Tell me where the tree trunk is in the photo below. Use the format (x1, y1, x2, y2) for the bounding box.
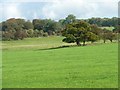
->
(110, 39, 112, 42)
(76, 41, 81, 46)
(104, 39, 106, 43)
(83, 41, 86, 46)
(91, 41, 94, 43)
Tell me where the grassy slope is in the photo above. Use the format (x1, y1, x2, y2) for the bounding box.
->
(2, 36, 118, 88)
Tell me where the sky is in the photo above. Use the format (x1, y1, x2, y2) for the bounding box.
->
(0, 0, 119, 22)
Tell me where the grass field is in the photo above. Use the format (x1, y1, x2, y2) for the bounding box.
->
(100, 27, 115, 31)
(2, 36, 118, 88)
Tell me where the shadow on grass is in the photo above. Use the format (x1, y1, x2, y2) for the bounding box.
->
(36, 41, 117, 51)
(36, 44, 93, 51)
(37, 45, 73, 51)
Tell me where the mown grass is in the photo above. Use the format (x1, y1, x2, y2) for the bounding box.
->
(2, 36, 65, 50)
(2, 36, 118, 88)
(100, 26, 115, 31)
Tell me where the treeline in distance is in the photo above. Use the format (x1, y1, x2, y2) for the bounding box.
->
(0, 14, 119, 45)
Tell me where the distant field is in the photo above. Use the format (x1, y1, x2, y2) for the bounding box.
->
(2, 36, 118, 88)
(100, 27, 115, 31)
(2, 36, 77, 50)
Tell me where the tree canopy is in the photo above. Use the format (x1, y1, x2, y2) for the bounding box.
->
(0, 14, 118, 44)
(62, 21, 99, 46)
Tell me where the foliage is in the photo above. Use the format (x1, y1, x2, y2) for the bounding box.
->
(43, 32, 48, 37)
(101, 29, 117, 43)
(23, 20, 34, 30)
(85, 17, 118, 27)
(62, 21, 99, 45)
(0, 15, 118, 42)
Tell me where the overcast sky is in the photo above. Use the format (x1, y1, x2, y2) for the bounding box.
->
(0, 0, 119, 21)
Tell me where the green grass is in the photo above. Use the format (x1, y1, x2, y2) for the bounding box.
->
(100, 27, 115, 31)
(2, 36, 118, 88)
(2, 36, 64, 50)
(0, 47, 2, 89)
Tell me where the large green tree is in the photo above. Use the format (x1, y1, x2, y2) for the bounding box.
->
(62, 21, 98, 46)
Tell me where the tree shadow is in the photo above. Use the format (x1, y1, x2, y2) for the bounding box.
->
(36, 43, 101, 51)
(37, 45, 71, 51)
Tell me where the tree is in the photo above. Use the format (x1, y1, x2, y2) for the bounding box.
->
(65, 14, 76, 24)
(87, 32, 99, 43)
(14, 29, 27, 40)
(24, 20, 34, 30)
(39, 30, 44, 37)
(106, 31, 117, 42)
(32, 19, 45, 30)
(1, 16, 118, 41)
(2, 31, 13, 41)
(27, 29, 34, 37)
(85, 17, 118, 27)
(90, 24, 102, 40)
(44, 19, 57, 35)
(44, 19, 61, 35)
(113, 25, 120, 33)
(62, 21, 98, 46)
(101, 29, 117, 43)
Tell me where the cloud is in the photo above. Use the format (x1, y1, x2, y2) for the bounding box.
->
(0, 3, 2, 21)
(2, 3, 25, 20)
(1, 0, 119, 3)
(0, 0, 58, 3)
(0, 0, 119, 21)
(41, 0, 118, 20)
(33, 12, 39, 19)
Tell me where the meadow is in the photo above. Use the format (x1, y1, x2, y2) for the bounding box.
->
(100, 26, 115, 31)
(2, 36, 118, 88)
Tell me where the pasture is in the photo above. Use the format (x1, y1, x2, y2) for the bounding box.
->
(100, 26, 115, 31)
(2, 36, 118, 88)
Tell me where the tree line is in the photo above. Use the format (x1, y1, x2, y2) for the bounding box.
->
(0, 18, 62, 40)
(0, 14, 119, 45)
(84, 17, 118, 27)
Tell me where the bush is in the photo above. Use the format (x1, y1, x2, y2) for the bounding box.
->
(43, 32, 48, 37)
